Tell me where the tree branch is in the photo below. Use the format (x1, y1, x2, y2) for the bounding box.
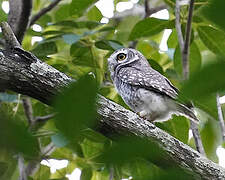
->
(35, 114, 55, 123)
(0, 45, 224, 180)
(18, 154, 27, 180)
(175, 0, 184, 51)
(144, 0, 151, 18)
(175, 0, 205, 156)
(183, 0, 194, 80)
(8, 0, 32, 43)
(29, 0, 62, 26)
(22, 97, 34, 125)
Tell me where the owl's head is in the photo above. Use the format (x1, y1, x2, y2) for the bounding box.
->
(107, 48, 150, 80)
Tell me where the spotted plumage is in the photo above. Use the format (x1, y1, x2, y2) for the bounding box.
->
(107, 48, 198, 123)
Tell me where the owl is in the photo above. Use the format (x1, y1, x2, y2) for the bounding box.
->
(107, 48, 198, 123)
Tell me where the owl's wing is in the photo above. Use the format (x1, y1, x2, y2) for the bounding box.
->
(117, 67, 178, 99)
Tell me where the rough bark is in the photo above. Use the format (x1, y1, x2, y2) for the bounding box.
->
(0, 49, 225, 179)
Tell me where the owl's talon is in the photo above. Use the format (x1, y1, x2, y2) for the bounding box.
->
(137, 111, 148, 120)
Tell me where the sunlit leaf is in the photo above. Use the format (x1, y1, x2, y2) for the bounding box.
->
(54, 4, 71, 22)
(70, 0, 98, 17)
(201, 119, 221, 162)
(34, 165, 50, 180)
(197, 26, 225, 57)
(156, 115, 189, 144)
(80, 168, 93, 180)
(87, 6, 102, 21)
(129, 18, 174, 40)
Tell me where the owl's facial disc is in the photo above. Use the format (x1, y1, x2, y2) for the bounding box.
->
(107, 48, 140, 79)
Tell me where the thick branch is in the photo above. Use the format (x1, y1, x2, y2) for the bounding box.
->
(29, 0, 62, 26)
(0, 50, 224, 179)
(8, 0, 32, 43)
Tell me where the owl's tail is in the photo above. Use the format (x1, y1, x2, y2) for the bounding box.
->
(177, 103, 199, 124)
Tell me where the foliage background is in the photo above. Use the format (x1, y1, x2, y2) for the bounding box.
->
(0, 0, 225, 179)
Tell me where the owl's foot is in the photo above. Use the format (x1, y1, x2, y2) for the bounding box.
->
(137, 111, 157, 124)
(137, 111, 148, 120)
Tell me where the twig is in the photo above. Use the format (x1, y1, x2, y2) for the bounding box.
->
(35, 113, 55, 123)
(148, 5, 167, 16)
(144, 0, 151, 18)
(22, 98, 34, 125)
(18, 154, 27, 180)
(109, 166, 114, 180)
(175, 0, 205, 155)
(175, 0, 184, 51)
(42, 142, 55, 155)
(0, 22, 21, 48)
(29, 0, 62, 26)
(182, 0, 194, 80)
(217, 94, 225, 141)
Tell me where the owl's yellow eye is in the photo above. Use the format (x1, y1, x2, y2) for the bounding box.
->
(116, 53, 126, 61)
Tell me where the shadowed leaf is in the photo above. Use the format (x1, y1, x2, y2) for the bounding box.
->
(54, 74, 98, 141)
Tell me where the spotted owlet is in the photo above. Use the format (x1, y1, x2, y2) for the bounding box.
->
(107, 48, 198, 123)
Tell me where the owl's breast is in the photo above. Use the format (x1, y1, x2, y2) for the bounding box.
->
(114, 77, 142, 111)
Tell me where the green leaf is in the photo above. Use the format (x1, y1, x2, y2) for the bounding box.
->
(0, 162, 8, 178)
(156, 115, 189, 144)
(70, 0, 98, 17)
(62, 34, 81, 45)
(95, 40, 124, 50)
(50, 147, 74, 160)
(87, 6, 102, 21)
(36, 14, 52, 27)
(129, 18, 174, 40)
(81, 138, 104, 159)
(147, 59, 164, 75)
(197, 26, 225, 57)
(54, 74, 98, 141)
(0, 8, 7, 22)
(80, 168, 93, 180)
(179, 58, 225, 101)
(0, 111, 39, 157)
(98, 136, 166, 167)
(70, 42, 99, 68)
(32, 41, 58, 57)
(54, 4, 71, 22)
(167, 29, 178, 49)
(33, 165, 50, 180)
(200, 0, 225, 32)
(124, 159, 161, 180)
(174, 42, 201, 77)
(201, 119, 221, 161)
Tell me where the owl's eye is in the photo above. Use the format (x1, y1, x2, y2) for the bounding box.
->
(116, 53, 127, 61)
